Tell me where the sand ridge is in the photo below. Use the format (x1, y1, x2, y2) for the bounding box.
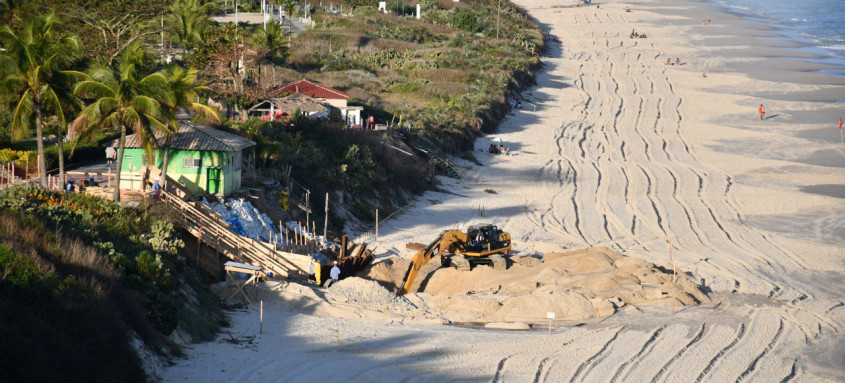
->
(362, 247, 709, 323)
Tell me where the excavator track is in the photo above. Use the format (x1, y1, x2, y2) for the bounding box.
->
(449, 254, 471, 271)
(488, 254, 507, 270)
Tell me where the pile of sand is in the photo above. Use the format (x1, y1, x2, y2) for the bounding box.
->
(328, 277, 430, 314)
(362, 247, 709, 324)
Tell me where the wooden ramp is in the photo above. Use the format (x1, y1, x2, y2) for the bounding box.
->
(161, 190, 312, 280)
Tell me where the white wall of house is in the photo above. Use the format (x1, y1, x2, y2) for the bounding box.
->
(341, 106, 363, 127)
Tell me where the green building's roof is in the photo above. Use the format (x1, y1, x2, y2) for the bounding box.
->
(110, 121, 255, 152)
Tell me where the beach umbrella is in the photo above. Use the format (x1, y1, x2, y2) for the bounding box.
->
(490, 137, 505, 143)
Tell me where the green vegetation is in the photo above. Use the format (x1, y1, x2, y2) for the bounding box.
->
(231, 112, 429, 233)
(277, 0, 544, 151)
(0, 186, 225, 382)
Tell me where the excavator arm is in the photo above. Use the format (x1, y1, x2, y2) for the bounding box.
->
(398, 230, 453, 295)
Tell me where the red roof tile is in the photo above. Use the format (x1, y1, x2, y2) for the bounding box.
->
(270, 79, 349, 100)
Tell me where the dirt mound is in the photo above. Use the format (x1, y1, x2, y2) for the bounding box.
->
(366, 247, 709, 324)
(328, 277, 425, 312)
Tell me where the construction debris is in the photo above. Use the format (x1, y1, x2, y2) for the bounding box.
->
(203, 197, 276, 241)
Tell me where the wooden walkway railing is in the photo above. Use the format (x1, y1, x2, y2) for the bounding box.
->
(415, 134, 478, 182)
(160, 191, 312, 279)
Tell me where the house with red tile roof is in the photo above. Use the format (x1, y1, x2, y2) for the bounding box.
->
(269, 79, 363, 127)
(270, 79, 349, 108)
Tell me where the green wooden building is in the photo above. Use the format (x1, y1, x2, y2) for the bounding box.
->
(111, 122, 255, 195)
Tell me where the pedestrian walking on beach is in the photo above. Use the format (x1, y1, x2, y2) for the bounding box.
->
(759, 104, 766, 120)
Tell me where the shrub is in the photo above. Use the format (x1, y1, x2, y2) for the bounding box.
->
(452, 10, 479, 32)
(387, 80, 423, 93)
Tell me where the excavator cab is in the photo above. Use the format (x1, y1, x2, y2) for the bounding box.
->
(459, 224, 507, 254)
(441, 224, 510, 270)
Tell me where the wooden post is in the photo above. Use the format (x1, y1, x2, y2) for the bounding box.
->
(216, 226, 220, 280)
(25, 155, 28, 181)
(198, 221, 203, 266)
(260, 300, 264, 334)
(323, 192, 329, 242)
(312, 221, 316, 247)
(107, 167, 112, 188)
(297, 222, 302, 247)
(668, 240, 676, 283)
(279, 220, 284, 249)
(375, 209, 379, 241)
(285, 228, 289, 252)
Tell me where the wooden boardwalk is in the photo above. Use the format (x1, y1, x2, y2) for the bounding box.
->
(161, 190, 312, 280)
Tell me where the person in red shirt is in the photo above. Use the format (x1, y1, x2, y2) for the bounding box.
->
(759, 104, 765, 120)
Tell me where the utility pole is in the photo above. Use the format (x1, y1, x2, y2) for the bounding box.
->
(161, 15, 165, 64)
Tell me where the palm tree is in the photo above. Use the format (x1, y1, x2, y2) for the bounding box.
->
(159, 64, 220, 187)
(254, 20, 294, 86)
(171, 0, 215, 50)
(0, 13, 81, 188)
(72, 43, 171, 201)
(284, 0, 297, 32)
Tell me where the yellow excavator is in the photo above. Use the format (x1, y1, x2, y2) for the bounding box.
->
(397, 224, 511, 295)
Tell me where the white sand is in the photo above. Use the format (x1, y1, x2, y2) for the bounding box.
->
(161, 0, 845, 381)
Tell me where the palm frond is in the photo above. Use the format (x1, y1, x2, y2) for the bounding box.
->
(190, 102, 221, 123)
(132, 95, 162, 117)
(11, 89, 33, 140)
(41, 85, 66, 127)
(74, 80, 115, 99)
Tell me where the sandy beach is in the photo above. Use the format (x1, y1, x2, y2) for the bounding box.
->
(160, 0, 845, 381)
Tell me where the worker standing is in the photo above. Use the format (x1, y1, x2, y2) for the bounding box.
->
(330, 261, 341, 285)
(151, 176, 162, 200)
(759, 104, 766, 120)
(310, 255, 322, 285)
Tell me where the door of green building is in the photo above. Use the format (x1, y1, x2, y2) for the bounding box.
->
(207, 168, 222, 194)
